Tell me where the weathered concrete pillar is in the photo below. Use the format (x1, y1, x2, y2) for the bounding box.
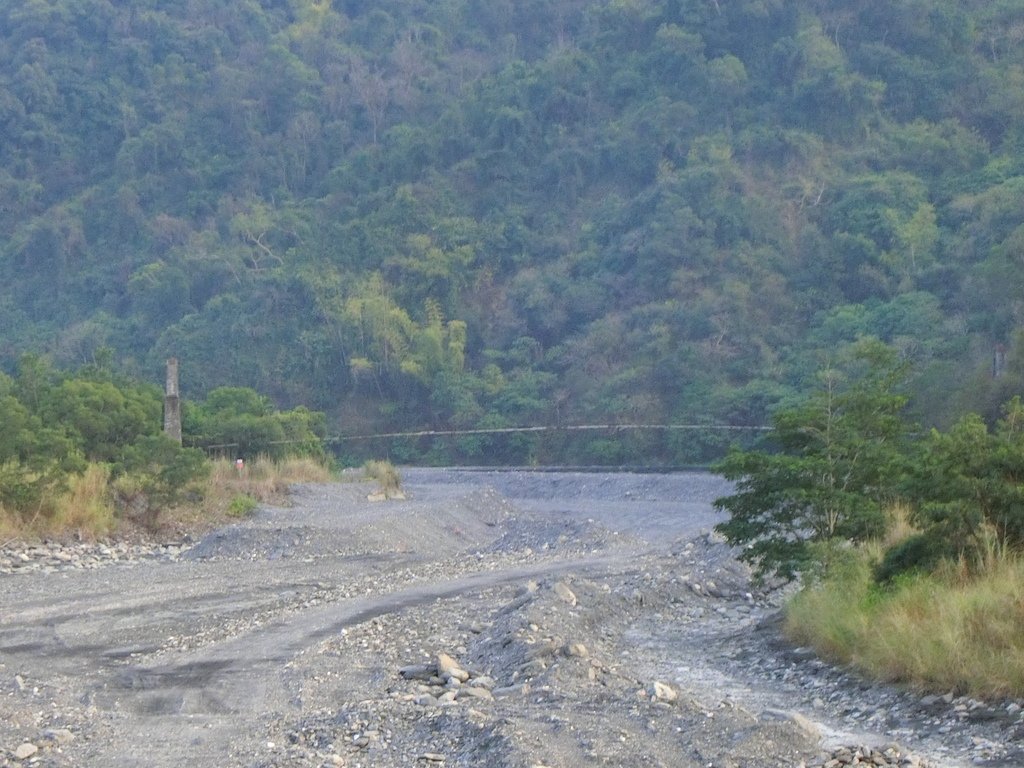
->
(164, 358, 182, 444)
(994, 344, 1007, 378)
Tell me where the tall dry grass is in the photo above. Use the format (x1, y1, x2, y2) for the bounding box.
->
(786, 505, 1024, 698)
(0, 505, 21, 543)
(0, 464, 116, 540)
(363, 459, 403, 498)
(0, 455, 334, 541)
(200, 455, 333, 516)
(52, 464, 116, 536)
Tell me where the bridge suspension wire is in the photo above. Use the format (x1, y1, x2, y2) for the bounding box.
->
(192, 423, 771, 453)
(322, 423, 772, 443)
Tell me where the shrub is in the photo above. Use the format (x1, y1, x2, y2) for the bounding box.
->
(227, 494, 259, 517)
(112, 435, 210, 527)
(874, 532, 955, 584)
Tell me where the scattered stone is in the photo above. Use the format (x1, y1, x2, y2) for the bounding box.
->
(456, 686, 494, 702)
(0, 538, 193, 574)
(2, 471, 1015, 768)
(808, 744, 932, 768)
(470, 675, 497, 689)
(647, 681, 678, 704)
(41, 728, 75, 745)
(759, 709, 821, 742)
(515, 658, 548, 678)
(492, 683, 529, 699)
(14, 742, 38, 760)
(525, 640, 560, 661)
(400, 664, 436, 681)
(563, 642, 589, 658)
(436, 652, 470, 683)
(553, 581, 577, 607)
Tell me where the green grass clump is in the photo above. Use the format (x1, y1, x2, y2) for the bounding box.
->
(227, 494, 259, 517)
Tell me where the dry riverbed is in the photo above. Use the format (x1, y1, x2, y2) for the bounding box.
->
(1, 469, 1022, 767)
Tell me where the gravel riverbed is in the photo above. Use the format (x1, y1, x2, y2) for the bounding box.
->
(1, 469, 1021, 767)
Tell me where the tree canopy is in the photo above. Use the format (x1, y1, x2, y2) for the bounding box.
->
(2, 1, 1024, 463)
(714, 341, 911, 579)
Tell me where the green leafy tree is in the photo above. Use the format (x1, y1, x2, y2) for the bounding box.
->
(714, 340, 911, 580)
(186, 386, 326, 460)
(896, 397, 1024, 573)
(0, 393, 85, 516)
(111, 434, 209, 528)
(42, 378, 162, 462)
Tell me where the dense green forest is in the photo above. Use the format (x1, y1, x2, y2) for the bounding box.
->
(2, 0, 1024, 464)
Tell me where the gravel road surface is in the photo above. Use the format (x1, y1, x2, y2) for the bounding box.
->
(1, 469, 1021, 767)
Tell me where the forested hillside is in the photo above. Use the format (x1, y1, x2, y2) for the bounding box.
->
(2, 0, 1024, 463)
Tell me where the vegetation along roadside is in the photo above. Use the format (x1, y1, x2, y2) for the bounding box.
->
(0, 354, 334, 542)
(714, 338, 1024, 698)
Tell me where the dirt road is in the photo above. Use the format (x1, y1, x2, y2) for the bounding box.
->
(0, 470, 1017, 766)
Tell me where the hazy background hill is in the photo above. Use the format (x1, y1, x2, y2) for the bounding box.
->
(3, 0, 1024, 463)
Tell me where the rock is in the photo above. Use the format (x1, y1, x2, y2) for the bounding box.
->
(492, 683, 529, 699)
(759, 708, 821, 742)
(470, 675, 497, 689)
(42, 728, 75, 745)
(14, 742, 39, 760)
(501, 593, 535, 613)
(783, 647, 818, 663)
(563, 642, 589, 658)
(457, 686, 495, 702)
(351, 734, 370, 748)
(525, 640, 560, 661)
(515, 658, 548, 678)
(647, 681, 678, 704)
(400, 664, 436, 681)
(553, 581, 577, 606)
(419, 754, 445, 763)
(436, 652, 470, 683)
